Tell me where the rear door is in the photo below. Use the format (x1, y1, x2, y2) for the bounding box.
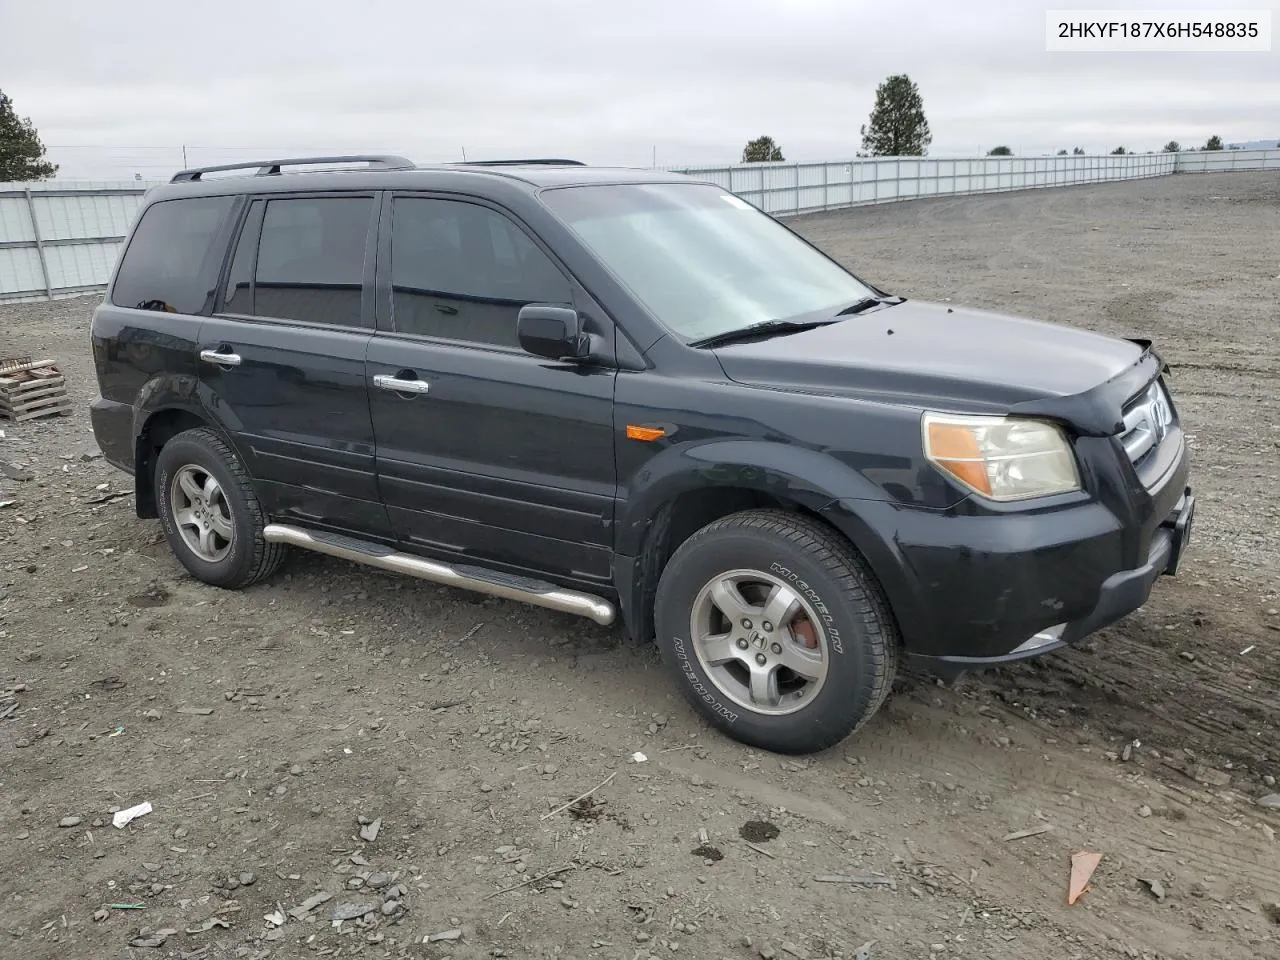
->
(367, 193, 617, 585)
(198, 191, 391, 538)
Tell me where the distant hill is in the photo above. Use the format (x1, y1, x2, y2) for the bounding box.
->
(1226, 139, 1280, 150)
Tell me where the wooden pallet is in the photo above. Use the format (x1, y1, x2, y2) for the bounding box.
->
(0, 358, 72, 422)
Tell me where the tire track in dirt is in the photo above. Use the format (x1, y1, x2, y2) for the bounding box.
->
(650, 698, 1273, 960)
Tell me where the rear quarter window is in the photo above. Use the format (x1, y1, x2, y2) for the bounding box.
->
(110, 196, 237, 315)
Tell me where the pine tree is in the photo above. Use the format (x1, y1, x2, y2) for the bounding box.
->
(0, 90, 58, 181)
(860, 75, 931, 157)
(742, 135, 785, 163)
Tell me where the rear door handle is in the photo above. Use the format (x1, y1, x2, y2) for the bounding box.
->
(373, 373, 431, 395)
(200, 348, 242, 368)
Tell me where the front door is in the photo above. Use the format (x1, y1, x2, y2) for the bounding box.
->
(367, 194, 616, 585)
(198, 192, 391, 538)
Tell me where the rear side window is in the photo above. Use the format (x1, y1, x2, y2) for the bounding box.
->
(252, 197, 372, 327)
(110, 196, 236, 314)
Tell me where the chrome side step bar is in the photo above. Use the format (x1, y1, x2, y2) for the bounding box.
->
(262, 523, 616, 626)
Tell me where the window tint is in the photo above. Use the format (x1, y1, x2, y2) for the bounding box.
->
(391, 198, 571, 347)
(253, 197, 372, 327)
(221, 200, 262, 313)
(110, 196, 236, 314)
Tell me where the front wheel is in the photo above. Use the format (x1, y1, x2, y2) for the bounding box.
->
(654, 509, 899, 754)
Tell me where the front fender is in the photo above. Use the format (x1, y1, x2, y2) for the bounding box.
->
(615, 438, 897, 556)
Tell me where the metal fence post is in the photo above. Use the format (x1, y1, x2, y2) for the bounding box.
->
(23, 188, 55, 301)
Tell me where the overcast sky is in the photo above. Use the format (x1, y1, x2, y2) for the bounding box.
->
(1, 0, 1276, 179)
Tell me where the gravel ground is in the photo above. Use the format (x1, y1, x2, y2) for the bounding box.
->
(1, 171, 1277, 960)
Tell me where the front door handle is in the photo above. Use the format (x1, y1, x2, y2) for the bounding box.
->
(200, 348, 242, 367)
(373, 373, 431, 396)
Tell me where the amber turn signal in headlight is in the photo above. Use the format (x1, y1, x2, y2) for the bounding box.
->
(922, 413, 1081, 501)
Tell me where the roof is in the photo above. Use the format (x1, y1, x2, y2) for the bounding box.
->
(145, 156, 705, 204)
(447, 163, 700, 187)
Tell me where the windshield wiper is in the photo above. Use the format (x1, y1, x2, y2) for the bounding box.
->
(688, 318, 839, 349)
(834, 295, 904, 316)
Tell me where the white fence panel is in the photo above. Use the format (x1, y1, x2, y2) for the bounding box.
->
(1177, 148, 1280, 173)
(42, 242, 126, 292)
(0, 246, 46, 297)
(671, 151, 1191, 214)
(35, 193, 143, 242)
(0, 196, 36, 242)
(0, 183, 151, 302)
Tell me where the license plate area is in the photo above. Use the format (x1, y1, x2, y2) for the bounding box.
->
(1161, 486, 1195, 576)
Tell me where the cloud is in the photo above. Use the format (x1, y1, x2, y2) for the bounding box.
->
(1, 0, 1274, 177)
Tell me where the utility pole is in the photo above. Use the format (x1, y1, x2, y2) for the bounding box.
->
(461, 146, 467, 161)
(182, 144, 188, 167)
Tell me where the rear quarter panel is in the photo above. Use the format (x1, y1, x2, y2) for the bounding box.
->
(91, 304, 203, 411)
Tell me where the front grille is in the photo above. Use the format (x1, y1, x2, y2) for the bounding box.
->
(1119, 378, 1175, 475)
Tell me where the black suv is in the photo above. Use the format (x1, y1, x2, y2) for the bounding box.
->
(89, 155, 1195, 754)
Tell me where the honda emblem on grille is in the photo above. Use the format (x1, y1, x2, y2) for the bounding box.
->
(1150, 389, 1170, 441)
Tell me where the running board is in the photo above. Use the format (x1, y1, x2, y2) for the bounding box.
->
(262, 524, 616, 626)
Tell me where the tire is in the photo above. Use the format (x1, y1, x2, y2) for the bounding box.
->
(154, 427, 286, 589)
(654, 508, 899, 754)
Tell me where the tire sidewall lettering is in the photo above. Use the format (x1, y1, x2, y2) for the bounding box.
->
(671, 635, 739, 724)
(769, 561, 844, 655)
(157, 464, 177, 538)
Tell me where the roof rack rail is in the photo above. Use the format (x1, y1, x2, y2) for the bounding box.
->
(170, 154, 416, 183)
(455, 158, 586, 167)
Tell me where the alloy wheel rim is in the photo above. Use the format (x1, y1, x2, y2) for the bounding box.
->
(688, 568, 829, 716)
(169, 465, 234, 563)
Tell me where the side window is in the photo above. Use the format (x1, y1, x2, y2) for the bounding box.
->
(253, 196, 372, 327)
(390, 197, 572, 347)
(221, 200, 263, 313)
(110, 196, 236, 314)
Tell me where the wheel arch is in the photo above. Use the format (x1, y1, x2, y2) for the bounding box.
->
(132, 404, 236, 519)
(613, 440, 904, 647)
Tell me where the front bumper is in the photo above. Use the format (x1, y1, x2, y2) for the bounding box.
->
(931, 487, 1194, 669)
(820, 435, 1193, 668)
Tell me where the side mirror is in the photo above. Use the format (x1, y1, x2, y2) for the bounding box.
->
(517, 304, 589, 360)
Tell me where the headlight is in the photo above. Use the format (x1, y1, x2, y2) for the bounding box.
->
(922, 413, 1080, 501)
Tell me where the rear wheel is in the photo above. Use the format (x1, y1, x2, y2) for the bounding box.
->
(654, 509, 898, 754)
(154, 427, 286, 589)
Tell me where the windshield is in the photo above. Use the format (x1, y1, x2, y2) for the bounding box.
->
(539, 182, 877, 342)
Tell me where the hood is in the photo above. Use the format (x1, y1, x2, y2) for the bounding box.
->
(713, 300, 1147, 417)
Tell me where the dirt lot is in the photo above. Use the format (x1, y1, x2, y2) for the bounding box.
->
(2, 171, 1277, 960)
